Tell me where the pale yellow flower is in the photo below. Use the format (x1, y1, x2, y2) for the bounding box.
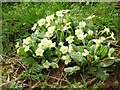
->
(60, 46, 68, 54)
(45, 31, 53, 38)
(110, 32, 115, 40)
(43, 60, 51, 69)
(34, 30, 40, 35)
(46, 14, 54, 23)
(110, 57, 115, 59)
(62, 10, 70, 14)
(17, 48, 20, 54)
(78, 21, 86, 28)
(23, 37, 32, 45)
(66, 36, 74, 44)
(59, 42, 64, 46)
(104, 27, 110, 35)
(56, 11, 64, 17)
(75, 29, 84, 38)
(62, 25, 71, 31)
(62, 55, 71, 65)
(82, 49, 89, 56)
(78, 34, 87, 40)
(50, 42, 56, 48)
(99, 36, 106, 42)
(47, 40, 56, 48)
(24, 46, 30, 52)
(87, 15, 95, 20)
(37, 18, 46, 26)
(39, 38, 55, 49)
(93, 39, 101, 47)
(35, 48, 44, 56)
(88, 30, 93, 35)
(15, 42, 19, 48)
(63, 19, 67, 24)
(40, 38, 50, 49)
(48, 26, 56, 32)
(56, 10, 70, 17)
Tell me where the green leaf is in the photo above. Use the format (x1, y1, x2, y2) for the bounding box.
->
(74, 37, 81, 45)
(70, 51, 85, 63)
(90, 45, 96, 55)
(55, 47, 61, 57)
(96, 68, 109, 80)
(88, 67, 108, 80)
(44, 48, 53, 58)
(100, 46, 109, 59)
(99, 59, 115, 67)
(21, 57, 38, 66)
(64, 66, 80, 75)
(60, 31, 64, 42)
(31, 45, 37, 52)
(29, 64, 44, 73)
(72, 44, 84, 52)
(18, 47, 26, 55)
(108, 48, 115, 57)
(87, 40, 94, 47)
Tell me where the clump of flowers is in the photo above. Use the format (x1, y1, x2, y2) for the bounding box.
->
(16, 10, 116, 76)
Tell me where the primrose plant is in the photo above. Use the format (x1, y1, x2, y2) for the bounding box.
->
(16, 10, 116, 77)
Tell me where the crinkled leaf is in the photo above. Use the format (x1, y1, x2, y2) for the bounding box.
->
(70, 51, 85, 63)
(21, 57, 38, 66)
(88, 67, 108, 80)
(108, 48, 115, 57)
(64, 66, 80, 75)
(96, 68, 109, 80)
(99, 59, 115, 67)
(29, 64, 44, 73)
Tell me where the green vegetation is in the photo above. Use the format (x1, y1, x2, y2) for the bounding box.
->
(2, 2, 118, 55)
(1, 2, 120, 89)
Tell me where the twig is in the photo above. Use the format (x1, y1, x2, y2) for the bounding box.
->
(57, 72, 63, 85)
(87, 78, 97, 86)
(48, 76, 66, 82)
(60, 73, 68, 86)
(45, 70, 51, 82)
(16, 59, 27, 70)
(31, 81, 40, 89)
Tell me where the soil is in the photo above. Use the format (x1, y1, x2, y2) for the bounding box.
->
(100, 69, 120, 90)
